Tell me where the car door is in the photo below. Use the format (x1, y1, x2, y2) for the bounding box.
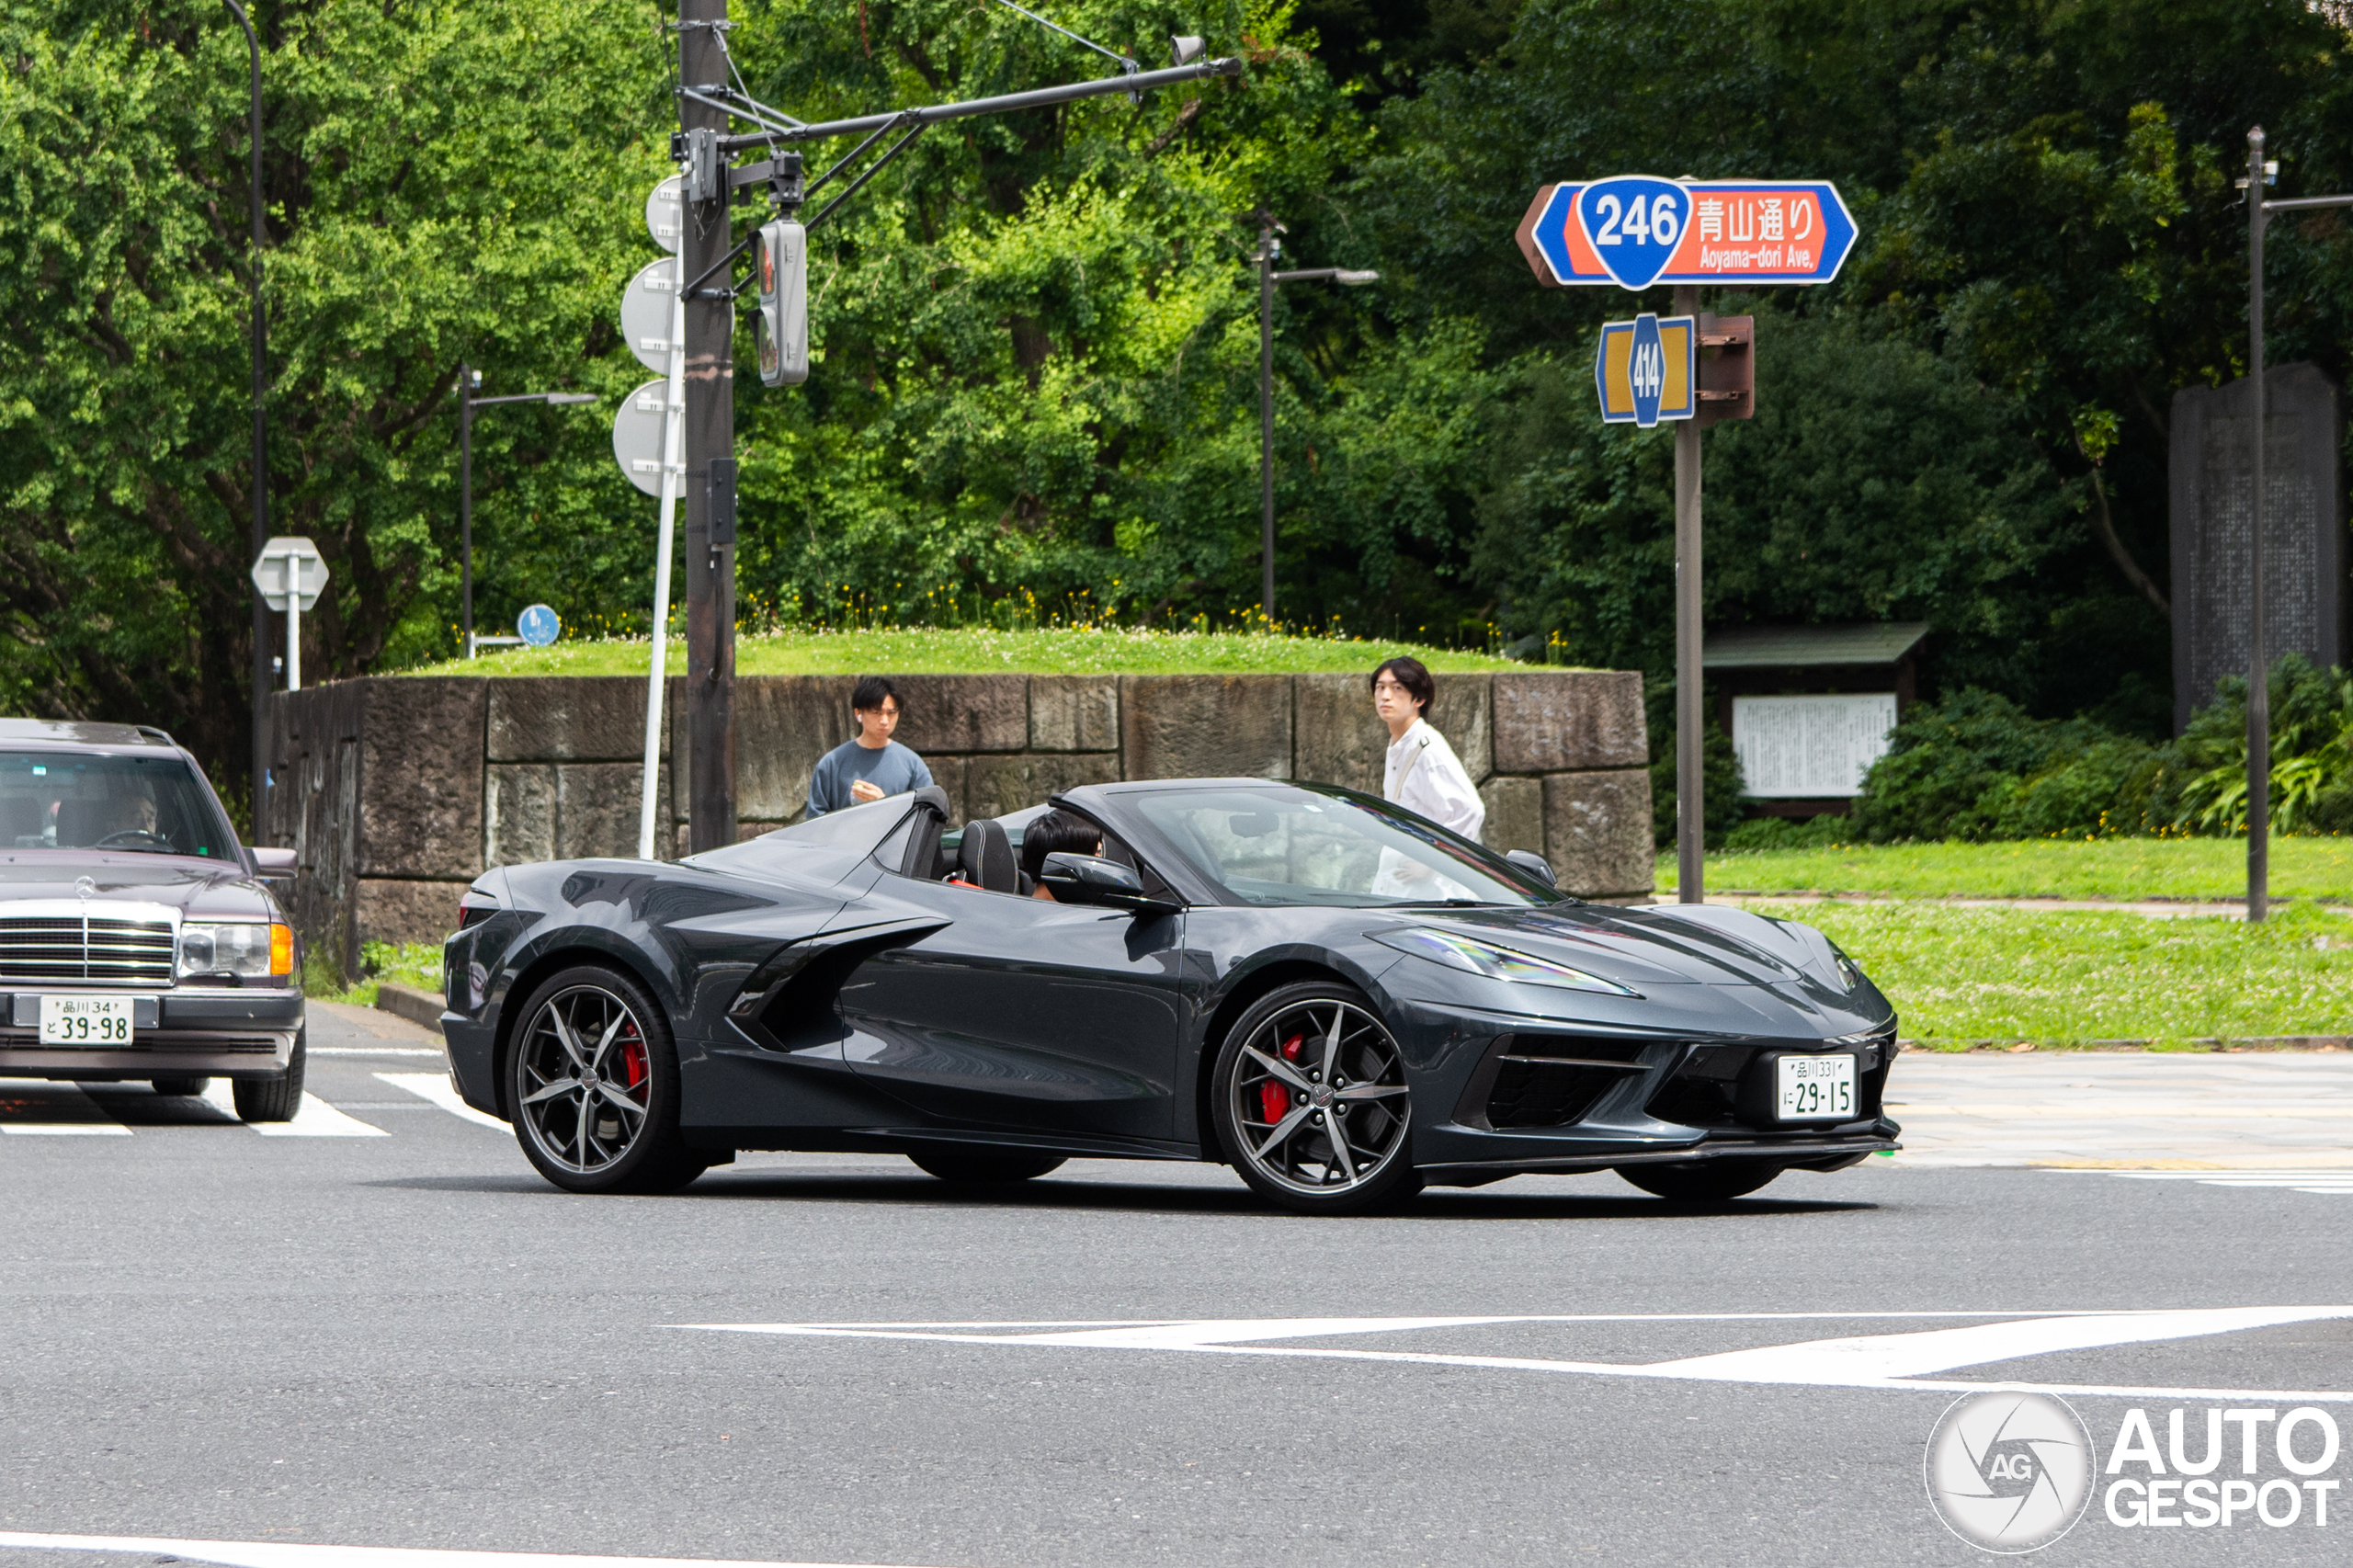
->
(835, 878, 1187, 1143)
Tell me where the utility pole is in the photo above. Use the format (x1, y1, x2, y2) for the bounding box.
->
(223, 0, 267, 835)
(679, 0, 736, 854)
(1672, 283, 1703, 905)
(459, 364, 476, 661)
(1258, 210, 1277, 627)
(2246, 128, 2269, 923)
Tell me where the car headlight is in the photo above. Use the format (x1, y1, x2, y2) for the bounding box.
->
(1369, 927, 1639, 997)
(180, 922, 292, 979)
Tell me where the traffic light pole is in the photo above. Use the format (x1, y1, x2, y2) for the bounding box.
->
(679, 0, 736, 855)
(659, 29, 1238, 852)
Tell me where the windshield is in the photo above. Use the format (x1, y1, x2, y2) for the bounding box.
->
(1129, 784, 1564, 908)
(0, 751, 239, 858)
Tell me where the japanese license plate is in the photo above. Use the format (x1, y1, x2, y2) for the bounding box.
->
(1776, 1053, 1855, 1121)
(38, 994, 136, 1046)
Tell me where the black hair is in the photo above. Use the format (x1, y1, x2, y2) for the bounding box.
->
(1019, 809, 1102, 884)
(850, 675, 902, 714)
(1370, 655, 1434, 715)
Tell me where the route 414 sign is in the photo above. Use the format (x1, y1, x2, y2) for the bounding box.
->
(1518, 176, 1855, 290)
(1595, 313, 1695, 427)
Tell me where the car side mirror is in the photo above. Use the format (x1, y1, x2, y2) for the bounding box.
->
(1505, 849, 1557, 889)
(250, 846, 298, 880)
(1040, 852, 1181, 916)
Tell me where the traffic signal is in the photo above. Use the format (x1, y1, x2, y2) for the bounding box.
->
(1695, 312, 1754, 426)
(754, 219, 808, 388)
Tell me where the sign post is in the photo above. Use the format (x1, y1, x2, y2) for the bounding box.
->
(1521, 175, 1852, 903)
(249, 538, 328, 693)
(616, 178, 690, 860)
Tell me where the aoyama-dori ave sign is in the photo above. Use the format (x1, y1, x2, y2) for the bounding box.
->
(1516, 175, 1856, 290)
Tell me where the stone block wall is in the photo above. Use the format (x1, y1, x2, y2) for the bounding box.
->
(267, 668, 1651, 976)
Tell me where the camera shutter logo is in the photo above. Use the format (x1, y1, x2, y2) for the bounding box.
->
(1924, 1391, 2097, 1552)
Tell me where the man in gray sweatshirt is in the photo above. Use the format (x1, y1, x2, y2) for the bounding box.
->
(806, 675, 934, 818)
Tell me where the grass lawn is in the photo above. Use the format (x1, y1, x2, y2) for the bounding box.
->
(1768, 901, 2353, 1048)
(1661, 835, 2353, 902)
(404, 627, 1530, 678)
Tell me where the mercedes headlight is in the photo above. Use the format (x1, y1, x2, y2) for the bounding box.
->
(1369, 927, 1638, 997)
(180, 922, 292, 979)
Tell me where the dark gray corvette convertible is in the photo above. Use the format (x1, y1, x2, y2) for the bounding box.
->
(441, 778, 1900, 1213)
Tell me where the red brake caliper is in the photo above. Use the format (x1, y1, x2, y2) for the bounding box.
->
(1258, 1031, 1305, 1125)
(620, 1025, 647, 1091)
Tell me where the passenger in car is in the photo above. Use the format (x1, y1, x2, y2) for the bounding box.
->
(1018, 810, 1103, 900)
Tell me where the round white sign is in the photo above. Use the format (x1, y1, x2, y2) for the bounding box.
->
(609, 379, 672, 498)
(620, 258, 676, 375)
(644, 176, 683, 255)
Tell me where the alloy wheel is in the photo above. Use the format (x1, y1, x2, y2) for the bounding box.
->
(517, 983, 654, 1176)
(1229, 997, 1411, 1197)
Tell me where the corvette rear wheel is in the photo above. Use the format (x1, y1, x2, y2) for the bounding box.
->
(1212, 982, 1421, 1215)
(1617, 1159, 1783, 1202)
(508, 966, 706, 1195)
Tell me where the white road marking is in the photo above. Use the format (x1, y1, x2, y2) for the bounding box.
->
(680, 1308, 2353, 1402)
(0, 1531, 938, 1568)
(377, 1071, 508, 1131)
(0, 1083, 130, 1135)
(2061, 1169, 2353, 1194)
(198, 1082, 387, 1136)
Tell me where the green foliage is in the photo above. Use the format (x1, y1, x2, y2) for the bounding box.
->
(6, 0, 2353, 804)
(0, 0, 665, 772)
(403, 624, 1528, 676)
(1786, 901, 2353, 1047)
(1721, 812, 1853, 853)
(1664, 835, 2353, 901)
(2175, 657, 2353, 835)
(1849, 687, 2174, 842)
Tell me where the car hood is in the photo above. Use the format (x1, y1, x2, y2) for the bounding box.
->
(0, 854, 278, 918)
(1400, 902, 1850, 994)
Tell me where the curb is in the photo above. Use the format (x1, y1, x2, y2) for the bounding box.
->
(1899, 1036, 2351, 1054)
(375, 982, 445, 1036)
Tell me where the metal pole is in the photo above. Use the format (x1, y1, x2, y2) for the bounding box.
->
(680, 0, 736, 853)
(1258, 212, 1276, 628)
(460, 365, 474, 660)
(2246, 127, 2269, 923)
(639, 286, 687, 860)
(284, 549, 301, 694)
(1672, 285, 1704, 904)
(223, 0, 268, 833)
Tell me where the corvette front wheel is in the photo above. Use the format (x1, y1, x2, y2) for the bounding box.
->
(507, 965, 706, 1195)
(1211, 982, 1421, 1216)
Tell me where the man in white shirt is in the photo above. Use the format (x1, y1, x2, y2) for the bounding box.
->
(1371, 656, 1484, 841)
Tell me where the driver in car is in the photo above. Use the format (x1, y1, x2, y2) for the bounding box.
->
(1019, 810, 1103, 900)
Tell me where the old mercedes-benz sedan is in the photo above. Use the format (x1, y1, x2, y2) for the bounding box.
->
(0, 719, 306, 1118)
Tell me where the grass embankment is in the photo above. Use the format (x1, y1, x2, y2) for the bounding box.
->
(307, 941, 444, 1008)
(406, 627, 1532, 678)
(1780, 900, 2353, 1049)
(1662, 835, 2353, 903)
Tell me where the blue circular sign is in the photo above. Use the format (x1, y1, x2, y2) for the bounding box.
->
(517, 604, 561, 647)
(1574, 176, 1688, 291)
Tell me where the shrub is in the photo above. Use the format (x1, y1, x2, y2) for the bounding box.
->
(1721, 813, 1856, 852)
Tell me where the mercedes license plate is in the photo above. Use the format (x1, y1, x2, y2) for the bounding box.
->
(38, 994, 136, 1046)
(1776, 1053, 1855, 1121)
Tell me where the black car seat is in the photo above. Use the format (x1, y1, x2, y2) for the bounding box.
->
(956, 816, 1020, 894)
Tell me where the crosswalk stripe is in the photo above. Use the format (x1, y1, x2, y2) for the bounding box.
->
(0, 1082, 129, 1135)
(376, 1071, 508, 1131)
(2059, 1169, 2353, 1194)
(197, 1082, 387, 1137)
(0, 1530, 930, 1567)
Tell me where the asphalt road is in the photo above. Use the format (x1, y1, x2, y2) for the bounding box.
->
(2, 1005, 2348, 1568)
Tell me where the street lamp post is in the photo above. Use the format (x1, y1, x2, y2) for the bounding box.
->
(1255, 210, 1377, 627)
(457, 366, 597, 658)
(2240, 126, 2353, 921)
(221, 0, 268, 830)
